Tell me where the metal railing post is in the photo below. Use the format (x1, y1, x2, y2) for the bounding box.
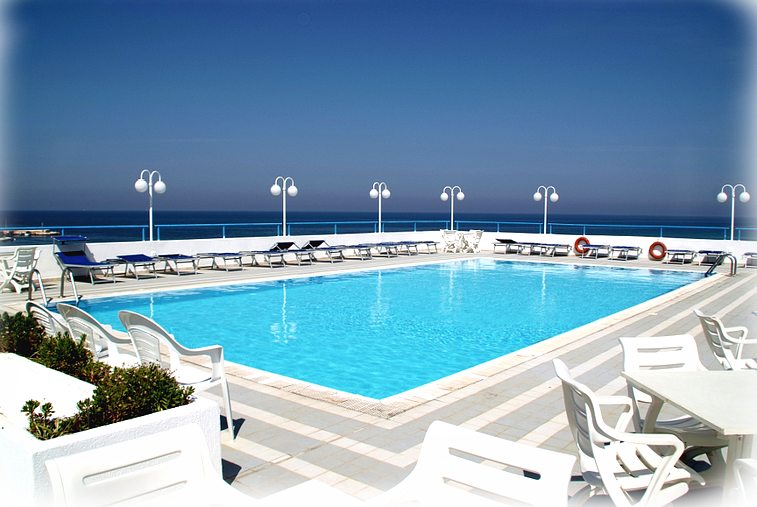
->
(222, 226, 226, 238)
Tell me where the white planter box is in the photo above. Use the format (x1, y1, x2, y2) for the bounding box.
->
(0, 354, 221, 506)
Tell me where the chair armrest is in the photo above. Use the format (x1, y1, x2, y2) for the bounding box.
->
(101, 325, 133, 346)
(595, 395, 635, 432)
(723, 326, 751, 343)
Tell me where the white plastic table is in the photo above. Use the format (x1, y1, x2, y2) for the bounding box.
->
(622, 370, 757, 497)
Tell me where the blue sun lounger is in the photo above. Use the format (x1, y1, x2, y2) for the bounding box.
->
(154, 254, 199, 275)
(115, 254, 159, 279)
(54, 251, 117, 284)
(196, 252, 244, 271)
(301, 240, 345, 263)
(609, 246, 642, 261)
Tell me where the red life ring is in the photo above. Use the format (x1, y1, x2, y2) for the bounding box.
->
(574, 236, 589, 254)
(649, 241, 666, 260)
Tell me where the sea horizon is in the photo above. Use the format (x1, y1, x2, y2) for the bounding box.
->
(1, 209, 755, 244)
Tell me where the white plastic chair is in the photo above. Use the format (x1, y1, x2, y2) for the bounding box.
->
(26, 301, 69, 336)
(118, 310, 235, 441)
(552, 359, 704, 507)
(694, 309, 757, 370)
(731, 458, 757, 507)
(57, 303, 139, 368)
(441, 229, 458, 253)
(0, 247, 39, 293)
(367, 420, 576, 507)
(44, 424, 251, 507)
(463, 229, 484, 253)
(619, 335, 727, 473)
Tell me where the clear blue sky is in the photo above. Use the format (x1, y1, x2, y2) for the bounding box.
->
(1, 0, 755, 218)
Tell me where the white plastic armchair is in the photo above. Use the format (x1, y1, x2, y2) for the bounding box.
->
(440, 229, 458, 253)
(620, 335, 727, 473)
(553, 359, 704, 507)
(26, 301, 69, 336)
(44, 424, 251, 507)
(367, 420, 576, 507)
(57, 303, 139, 368)
(118, 310, 235, 441)
(465, 229, 484, 253)
(694, 309, 757, 370)
(0, 247, 39, 293)
(731, 458, 757, 507)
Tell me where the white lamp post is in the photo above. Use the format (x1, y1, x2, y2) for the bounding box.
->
(271, 176, 298, 236)
(440, 186, 464, 230)
(134, 170, 166, 242)
(717, 184, 750, 241)
(370, 182, 391, 233)
(533, 185, 558, 234)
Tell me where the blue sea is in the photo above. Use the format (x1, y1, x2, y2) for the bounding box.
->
(1, 210, 755, 244)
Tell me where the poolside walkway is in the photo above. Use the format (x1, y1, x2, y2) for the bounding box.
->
(1, 251, 755, 503)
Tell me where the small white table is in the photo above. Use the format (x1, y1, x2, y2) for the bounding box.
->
(622, 370, 757, 497)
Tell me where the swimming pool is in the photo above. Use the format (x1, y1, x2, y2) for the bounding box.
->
(80, 259, 702, 399)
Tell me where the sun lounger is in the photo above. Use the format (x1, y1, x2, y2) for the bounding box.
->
(412, 240, 438, 254)
(155, 254, 199, 275)
(268, 242, 313, 266)
(54, 251, 117, 284)
(196, 252, 244, 271)
(393, 241, 420, 256)
(300, 240, 345, 263)
(337, 244, 373, 260)
(516, 242, 540, 255)
(745, 252, 757, 268)
(241, 250, 287, 268)
(114, 254, 159, 279)
(662, 249, 696, 264)
(697, 250, 725, 265)
(609, 246, 642, 261)
(371, 242, 400, 257)
(580, 244, 611, 259)
(538, 243, 572, 257)
(492, 238, 519, 254)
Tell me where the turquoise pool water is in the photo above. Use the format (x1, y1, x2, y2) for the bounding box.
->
(80, 259, 702, 399)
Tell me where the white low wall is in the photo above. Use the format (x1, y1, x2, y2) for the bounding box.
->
(0, 354, 222, 507)
(1, 229, 755, 282)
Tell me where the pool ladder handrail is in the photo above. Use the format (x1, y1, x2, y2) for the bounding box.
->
(705, 253, 738, 277)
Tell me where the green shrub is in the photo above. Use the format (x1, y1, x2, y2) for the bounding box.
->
(21, 400, 82, 440)
(79, 364, 194, 427)
(0, 312, 46, 357)
(35, 332, 93, 378)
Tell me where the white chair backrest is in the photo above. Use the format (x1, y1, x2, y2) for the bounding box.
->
(552, 359, 603, 460)
(378, 420, 575, 507)
(118, 310, 170, 367)
(25, 301, 68, 337)
(56, 303, 109, 357)
(694, 309, 740, 368)
(44, 424, 213, 507)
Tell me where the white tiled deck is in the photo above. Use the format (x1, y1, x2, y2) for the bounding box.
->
(1, 250, 755, 504)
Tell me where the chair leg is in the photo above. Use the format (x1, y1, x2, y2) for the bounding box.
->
(221, 378, 235, 441)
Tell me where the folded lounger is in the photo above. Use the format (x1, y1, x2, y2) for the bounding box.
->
(115, 254, 159, 279)
(336, 244, 374, 260)
(539, 244, 573, 257)
(54, 251, 117, 284)
(155, 254, 199, 275)
(697, 250, 725, 266)
(580, 244, 611, 259)
(239, 246, 288, 268)
(301, 240, 346, 263)
(196, 252, 244, 271)
(662, 249, 696, 264)
(609, 246, 642, 261)
(745, 252, 757, 268)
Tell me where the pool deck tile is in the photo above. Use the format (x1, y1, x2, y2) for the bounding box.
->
(1, 250, 755, 503)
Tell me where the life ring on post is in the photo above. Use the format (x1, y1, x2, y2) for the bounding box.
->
(574, 236, 589, 255)
(649, 241, 667, 260)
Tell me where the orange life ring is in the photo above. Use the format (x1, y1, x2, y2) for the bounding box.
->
(574, 236, 589, 254)
(649, 241, 667, 260)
